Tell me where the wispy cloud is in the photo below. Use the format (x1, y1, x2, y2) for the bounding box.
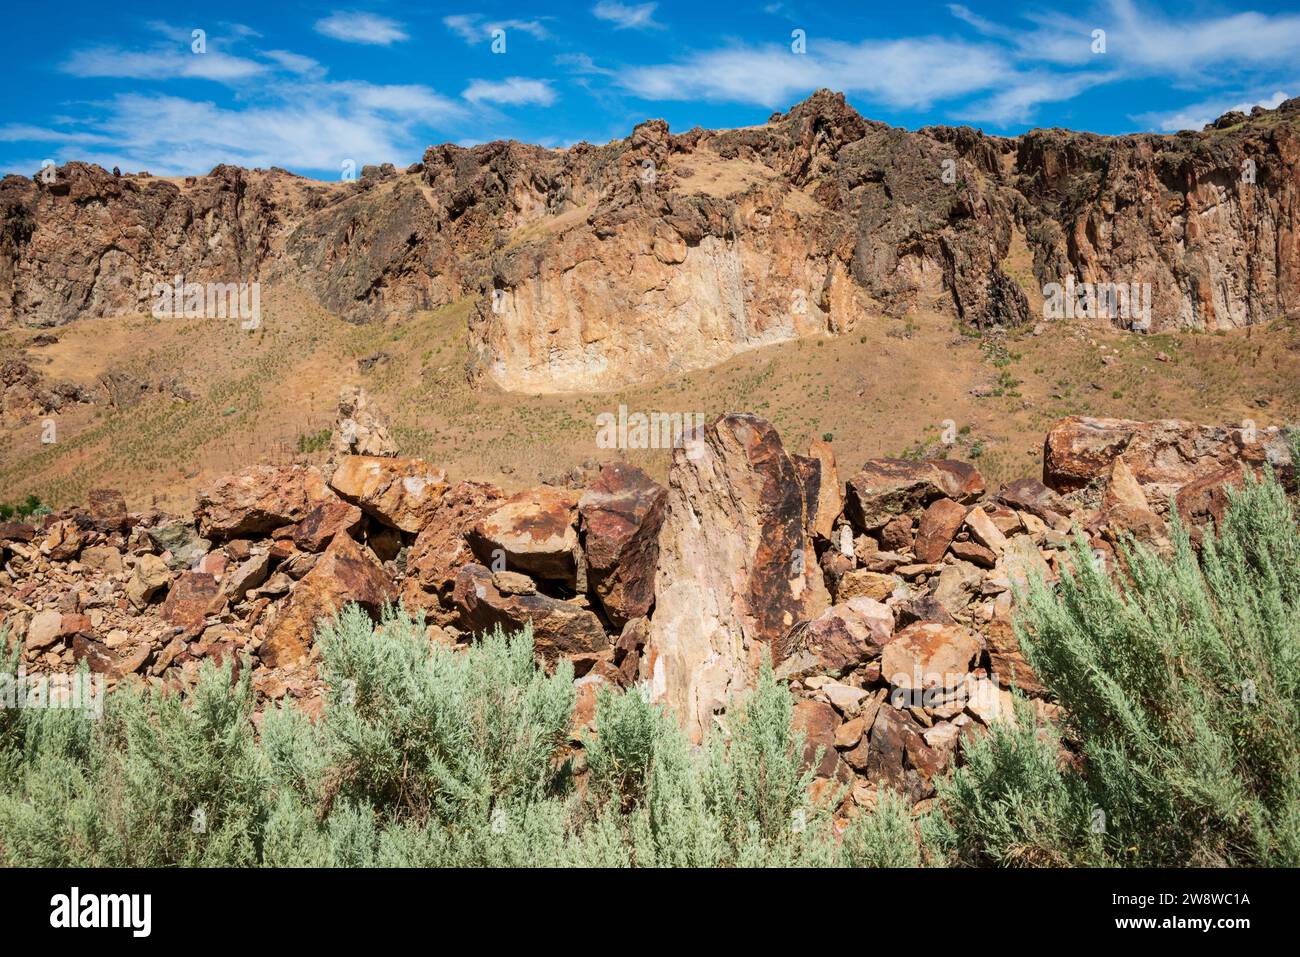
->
(1134, 89, 1291, 132)
(463, 77, 557, 107)
(63, 45, 268, 82)
(443, 13, 550, 44)
(592, 2, 663, 30)
(618, 38, 1008, 111)
(314, 11, 409, 46)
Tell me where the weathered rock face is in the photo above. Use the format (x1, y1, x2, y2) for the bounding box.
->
(328, 385, 397, 463)
(328, 456, 448, 533)
(453, 563, 608, 663)
(1042, 416, 1291, 497)
(407, 480, 505, 596)
(468, 486, 581, 586)
(195, 465, 329, 540)
(260, 532, 393, 668)
(844, 459, 984, 532)
(8, 92, 1299, 391)
(645, 413, 831, 743)
(578, 463, 667, 627)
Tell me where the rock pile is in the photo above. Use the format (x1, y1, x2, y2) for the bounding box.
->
(1, 394, 1291, 808)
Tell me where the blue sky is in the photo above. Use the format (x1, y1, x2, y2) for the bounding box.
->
(2, 0, 1298, 179)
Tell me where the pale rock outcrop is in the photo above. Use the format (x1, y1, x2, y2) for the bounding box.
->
(644, 413, 831, 743)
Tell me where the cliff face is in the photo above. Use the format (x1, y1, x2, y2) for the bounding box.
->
(3, 90, 1299, 391)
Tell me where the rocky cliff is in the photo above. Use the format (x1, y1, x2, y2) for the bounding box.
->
(3, 91, 1299, 391)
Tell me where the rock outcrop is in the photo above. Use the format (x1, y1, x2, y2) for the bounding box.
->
(1, 411, 1291, 809)
(6, 92, 1300, 392)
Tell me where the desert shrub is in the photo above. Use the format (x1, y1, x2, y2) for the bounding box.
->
(0, 612, 921, 867)
(936, 468, 1300, 867)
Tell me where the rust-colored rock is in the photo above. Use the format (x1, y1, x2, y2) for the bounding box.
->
(260, 532, 394, 668)
(1175, 462, 1251, 530)
(844, 459, 984, 532)
(407, 481, 506, 596)
(160, 571, 223, 639)
(798, 439, 843, 540)
(913, 498, 967, 563)
(1042, 416, 1290, 497)
(881, 621, 980, 694)
(329, 455, 448, 533)
(645, 413, 830, 743)
(292, 498, 363, 552)
(469, 486, 580, 586)
(578, 463, 666, 627)
(453, 563, 608, 663)
(196, 465, 329, 539)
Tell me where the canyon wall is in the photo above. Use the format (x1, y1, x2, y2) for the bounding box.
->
(3, 90, 1298, 390)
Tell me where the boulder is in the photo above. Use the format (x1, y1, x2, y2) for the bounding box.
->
(329, 456, 448, 533)
(292, 498, 363, 552)
(469, 486, 580, 586)
(407, 481, 506, 595)
(787, 599, 894, 676)
(86, 488, 128, 532)
(797, 439, 842, 540)
(196, 465, 329, 539)
(578, 463, 667, 627)
(453, 563, 608, 663)
(147, 523, 210, 570)
(1042, 416, 1290, 497)
(260, 532, 394, 668)
(126, 553, 172, 608)
(881, 621, 980, 695)
(1100, 455, 1167, 542)
(645, 413, 831, 743)
(913, 497, 967, 563)
(329, 385, 397, 461)
(995, 478, 1068, 526)
(792, 699, 843, 779)
(844, 459, 983, 532)
(1175, 462, 1250, 530)
(160, 571, 223, 639)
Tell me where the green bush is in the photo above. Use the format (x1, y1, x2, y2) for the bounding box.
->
(0, 612, 917, 867)
(935, 467, 1300, 867)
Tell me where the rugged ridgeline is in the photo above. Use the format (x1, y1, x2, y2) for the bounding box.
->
(2, 388, 1292, 808)
(2, 91, 1299, 392)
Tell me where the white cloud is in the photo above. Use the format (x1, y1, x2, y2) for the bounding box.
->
(555, 53, 615, 76)
(462, 77, 557, 107)
(314, 11, 409, 46)
(443, 14, 550, 44)
(619, 38, 1008, 111)
(263, 50, 325, 78)
(592, 2, 663, 30)
(63, 45, 268, 82)
(1135, 90, 1291, 132)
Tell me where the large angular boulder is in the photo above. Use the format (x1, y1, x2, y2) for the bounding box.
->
(159, 571, 223, 639)
(645, 413, 831, 743)
(453, 564, 608, 662)
(196, 465, 329, 539)
(995, 477, 1068, 526)
(881, 621, 980, 696)
(292, 498, 363, 552)
(468, 486, 580, 586)
(796, 439, 842, 540)
(914, 497, 967, 563)
(329, 456, 448, 533)
(844, 459, 984, 532)
(260, 532, 394, 668)
(1042, 416, 1291, 497)
(578, 463, 666, 627)
(330, 385, 397, 460)
(785, 598, 894, 677)
(407, 481, 506, 596)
